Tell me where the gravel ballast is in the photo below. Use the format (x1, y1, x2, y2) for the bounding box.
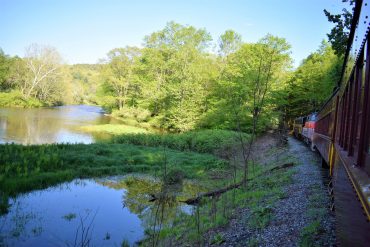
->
(207, 136, 336, 247)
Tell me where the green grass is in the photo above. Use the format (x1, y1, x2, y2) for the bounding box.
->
(0, 143, 226, 197)
(112, 129, 249, 154)
(299, 220, 323, 247)
(80, 124, 148, 135)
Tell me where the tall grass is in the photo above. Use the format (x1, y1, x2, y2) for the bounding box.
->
(111, 129, 249, 154)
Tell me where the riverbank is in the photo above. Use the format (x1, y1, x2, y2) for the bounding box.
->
(0, 131, 335, 246)
(0, 129, 246, 213)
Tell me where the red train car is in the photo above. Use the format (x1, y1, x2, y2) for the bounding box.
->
(302, 113, 317, 151)
(313, 0, 370, 245)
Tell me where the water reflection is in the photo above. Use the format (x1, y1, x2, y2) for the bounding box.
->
(101, 175, 205, 245)
(0, 105, 120, 144)
(0, 176, 204, 246)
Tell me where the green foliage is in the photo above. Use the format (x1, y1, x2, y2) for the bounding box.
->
(323, 0, 355, 56)
(0, 91, 43, 108)
(218, 30, 242, 57)
(0, 49, 14, 91)
(2, 23, 294, 132)
(112, 129, 249, 154)
(283, 41, 342, 119)
(66, 64, 102, 104)
(200, 34, 292, 132)
(99, 46, 141, 110)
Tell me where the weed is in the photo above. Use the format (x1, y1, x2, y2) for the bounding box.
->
(103, 232, 111, 240)
(247, 237, 259, 247)
(211, 233, 225, 245)
(121, 239, 130, 247)
(299, 220, 322, 247)
(248, 205, 273, 229)
(62, 213, 77, 221)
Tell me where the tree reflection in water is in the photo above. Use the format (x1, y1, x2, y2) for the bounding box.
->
(100, 175, 205, 245)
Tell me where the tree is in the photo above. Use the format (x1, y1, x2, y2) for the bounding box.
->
(234, 35, 291, 185)
(22, 44, 63, 102)
(218, 30, 242, 57)
(101, 46, 141, 110)
(324, 0, 355, 56)
(284, 41, 342, 120)
(0, 49, 13, 91)
(139, 22, 215, 131)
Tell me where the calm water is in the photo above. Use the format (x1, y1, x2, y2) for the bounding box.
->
(0, 105, 121, 144)
(0, 176, 201, 246)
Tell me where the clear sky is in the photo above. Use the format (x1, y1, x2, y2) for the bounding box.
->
(0, 0, 346, 67)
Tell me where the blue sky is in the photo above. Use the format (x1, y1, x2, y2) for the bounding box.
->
(0, 0, 346, 67)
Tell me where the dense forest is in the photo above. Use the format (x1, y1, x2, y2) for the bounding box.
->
(0, 22, 342, 132)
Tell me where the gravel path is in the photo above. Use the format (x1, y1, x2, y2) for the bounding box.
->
(208, 136, 335, 247)
(255, 137, 335, 246)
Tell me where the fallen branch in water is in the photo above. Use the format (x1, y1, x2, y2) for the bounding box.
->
(180, 181, 244, 205)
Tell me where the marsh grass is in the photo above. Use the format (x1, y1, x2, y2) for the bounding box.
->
(0, 142, 227, 215)
(80, 124, 148, 135)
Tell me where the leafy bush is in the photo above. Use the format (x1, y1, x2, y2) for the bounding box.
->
(0, 91, 43, 108)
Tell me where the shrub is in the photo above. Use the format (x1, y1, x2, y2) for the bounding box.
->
(0, 91, 43, 108)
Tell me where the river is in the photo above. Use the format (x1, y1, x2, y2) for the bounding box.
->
(0, 105, 120, 144)
(0, 105, 202, 246)
(0, 176, 201, 246)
